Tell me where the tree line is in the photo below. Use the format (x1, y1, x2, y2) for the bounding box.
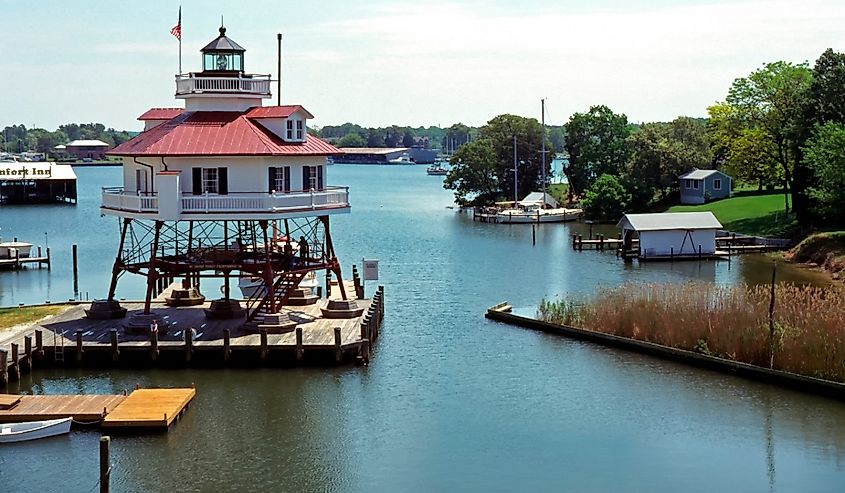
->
(441, 48, 845, 228)
(1, 123, 136, 155)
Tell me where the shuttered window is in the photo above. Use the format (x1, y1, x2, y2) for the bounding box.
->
(192, 167, 227, 194)
(269, 166, 291, 193)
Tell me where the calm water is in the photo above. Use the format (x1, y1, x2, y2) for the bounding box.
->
(0, 166, 842, 492)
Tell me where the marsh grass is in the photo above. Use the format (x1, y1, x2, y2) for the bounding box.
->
(538, 283, 845, 382)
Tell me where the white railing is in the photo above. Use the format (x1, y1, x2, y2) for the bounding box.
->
(175, 73, 272, 96)
(101, 187, 349, 216)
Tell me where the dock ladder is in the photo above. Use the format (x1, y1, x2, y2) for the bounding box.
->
(53, 330, 66, 363)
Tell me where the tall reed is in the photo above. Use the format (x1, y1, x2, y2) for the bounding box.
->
(538, 282, 845, 382)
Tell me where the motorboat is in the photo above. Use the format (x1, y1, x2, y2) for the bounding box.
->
(238, 270, 319, 299)
(0, 417, 72, 443)
(0, 241, 33, 259)
(387, 153, 414, 165)
(426, 165, 448, 176)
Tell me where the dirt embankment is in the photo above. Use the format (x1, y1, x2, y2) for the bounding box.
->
(784, 232, 845, 281)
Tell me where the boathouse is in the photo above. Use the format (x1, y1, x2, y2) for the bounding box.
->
(0, 161, 77, 204)
(617, 212, 722, 259)
(679, 169, 731, 204)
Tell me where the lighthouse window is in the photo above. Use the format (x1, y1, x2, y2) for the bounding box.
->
(269, 166, 291, 193)
(286, 120, 294, 140)
(296, 120, 304, 140)
(202, 168, 218, 194)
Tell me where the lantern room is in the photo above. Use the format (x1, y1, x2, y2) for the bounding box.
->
(201, 26, 244, 73)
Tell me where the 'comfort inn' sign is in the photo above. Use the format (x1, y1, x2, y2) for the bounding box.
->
(0, 164, 53, 179)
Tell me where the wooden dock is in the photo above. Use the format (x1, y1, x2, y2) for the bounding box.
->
(0, 247, 51, 270)
(1, 280, 385, 387)
(0, 388, 193, 430)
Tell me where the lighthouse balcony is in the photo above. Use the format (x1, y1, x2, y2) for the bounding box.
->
(175, 73, 272, 97)
(101, 186, 349, 220)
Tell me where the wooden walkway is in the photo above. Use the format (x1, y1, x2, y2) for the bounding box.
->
(0, 388, 194, 430)
(102, 388, 195, 429)
(1, 281, 385, 386)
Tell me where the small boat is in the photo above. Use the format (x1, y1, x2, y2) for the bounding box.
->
(0, 417, 72, 443)
(426, 165, 448, 176)
(0, 241, 33, 259)
(238, 270, 319, 299)
(496, 207, 582, 223)
(496, 191, 582, 223)
(387, 153, 414, 165)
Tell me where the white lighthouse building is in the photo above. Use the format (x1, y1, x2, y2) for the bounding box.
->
(89, 26, 354, 330)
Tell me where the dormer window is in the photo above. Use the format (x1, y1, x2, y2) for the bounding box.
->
(286, 120, 294, 140)
(296, 121, 304, 140)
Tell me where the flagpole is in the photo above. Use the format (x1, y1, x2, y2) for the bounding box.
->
(178, 6, 182, 74)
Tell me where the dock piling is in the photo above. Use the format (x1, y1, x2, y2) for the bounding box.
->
(76, 330, 84, 363)
(72, 244, 79, 287)
(295, 327, 304, 362)
(184, 327, 193, 363)
(149, 329, 159, 362)
(100, 436, 111, 493)
(109, 329, 119, 363)
(35, 330, 43, 360)
(9, 344, 20, 380)
(23, 336, 32, 372)
(0, 350, 7, 385)
(223, 329, 231, 362)
(334, 326, 342, 362)
(259, 328, 268, 362)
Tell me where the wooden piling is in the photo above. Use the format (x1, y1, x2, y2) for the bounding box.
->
(46, 246, 51, 270)
(76, 330, 84, 363)
(72, 244, 78, 284)
(0, 349, 7, 385)
(184, 327, 193, 363)
(361, 339, 370, 365)
(334, 326, 342, 363)
(9, 344, 20, 380)
(35, 329, 44, 359)
(100, 436, 110, 493)
(295, 327, 304, 362)
(259, 329, 268, 362)
(23, 335, 32, 372)
(223, 329, 231, 363)
(149, 329, 159, 362)
(110, 329, 119, 363)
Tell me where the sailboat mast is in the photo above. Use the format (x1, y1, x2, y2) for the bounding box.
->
(513, 135, 518, 205)
(541, 98, 546, 194)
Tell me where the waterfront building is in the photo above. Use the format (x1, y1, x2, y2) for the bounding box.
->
(89, 25, 352, 330)
(617, 212, 722, 259)
(679, 169, 732, 204)
(0, 160, 77, 204)
(65, 139, 110, 161)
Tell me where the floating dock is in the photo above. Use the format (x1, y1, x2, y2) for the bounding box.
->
(0, 280, 384, 387)
(0, 387, 195, 430)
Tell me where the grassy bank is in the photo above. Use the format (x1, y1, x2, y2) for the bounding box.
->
(0, 305, 66, 331)
(785, 231, 845, 280)
(667, 193, 796, 237)
(538, 282, 845, 382)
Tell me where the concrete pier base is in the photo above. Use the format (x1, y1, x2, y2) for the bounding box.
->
(320, 299, 364, 319)
(165, 286, 206, 307)
(84, 299, 128, 319)
(204, 299, 246, 319)
(123, 311, 168, 335)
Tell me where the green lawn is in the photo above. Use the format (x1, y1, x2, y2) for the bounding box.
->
(548, 183, 569, 205)
(666, 193, 796, 237)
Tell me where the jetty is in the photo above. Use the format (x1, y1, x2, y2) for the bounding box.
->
(0, 387, 195, 430)
(0, 279, 384, 388)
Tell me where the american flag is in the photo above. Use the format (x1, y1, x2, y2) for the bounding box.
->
(170, 7, 181, 40)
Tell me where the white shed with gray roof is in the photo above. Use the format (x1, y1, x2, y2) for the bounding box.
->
(617, 212, 723, 259)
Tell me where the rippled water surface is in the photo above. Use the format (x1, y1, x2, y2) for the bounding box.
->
(0, 165, 842, 492)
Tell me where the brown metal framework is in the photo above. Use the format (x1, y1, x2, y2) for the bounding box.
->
(105, 216, 346, 321)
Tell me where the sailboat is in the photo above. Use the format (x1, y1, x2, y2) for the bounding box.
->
(497, 99, 582, 224)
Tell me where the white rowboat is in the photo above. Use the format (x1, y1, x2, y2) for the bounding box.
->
(0, 417, 72, 443)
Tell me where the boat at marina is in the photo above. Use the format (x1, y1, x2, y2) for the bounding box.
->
(426, 164, 448, 176)
(0, 241, 33, 259)
(0, 417, 72, 443)
(387, 153, 414, 165)
(496, 192, 582, 223)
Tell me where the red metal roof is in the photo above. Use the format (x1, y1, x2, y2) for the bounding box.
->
(110, 111, 340, 157)
(138, 108, 184, 120)
(245, 105, 314, 119)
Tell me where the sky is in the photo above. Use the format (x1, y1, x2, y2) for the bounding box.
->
(2, 0, 843, 131)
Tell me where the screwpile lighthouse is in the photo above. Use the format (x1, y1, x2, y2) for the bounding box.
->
(88, 26, 358, 332)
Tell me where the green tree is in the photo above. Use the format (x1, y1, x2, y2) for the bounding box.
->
(443, 140, 499, 206)
(564, 105, 631, 196)
(720, 61, 813, 215)
(366, 128, 383, 148)
(478, 114, 551, 200)
(802, 122, 845, 221)
(337, 133, 367, 147)
(442, 123, 470, 152)
(581, 174, 630, 221)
